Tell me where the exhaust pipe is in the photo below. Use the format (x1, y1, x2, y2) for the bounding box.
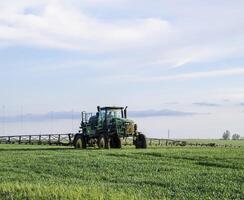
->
(124, 106, 128, 118)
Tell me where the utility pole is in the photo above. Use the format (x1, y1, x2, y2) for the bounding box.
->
(20, 105, 23, 135)
(2, 105, 5, 135)
(168, 129, 170, 139)
(50, 111, 54, 134)
(71, 109, 74, 133)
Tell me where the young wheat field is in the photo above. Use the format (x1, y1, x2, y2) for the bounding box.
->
(0, 143, 243, 200)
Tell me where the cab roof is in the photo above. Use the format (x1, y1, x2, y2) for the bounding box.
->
(99, 106, 124, 110)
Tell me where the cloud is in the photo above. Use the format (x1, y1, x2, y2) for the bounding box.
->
(151, 67, 244, 81)
(164, 102, 179, 105)
(240, 102, 244, 106)
(0, 111, 81, 123)
(210, 88, 244, 101)
(223, 99, 230, 102)
(193, 102, 221, 107)
(0, 1, 172, 52)
(0, 0, 244, 70)
(105, 67, 244, 82)
(129, 109, 197, 118)
(166, 45, 242, 68)
(0, 108, 202, 123)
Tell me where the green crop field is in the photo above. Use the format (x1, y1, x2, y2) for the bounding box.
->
(182, 139, 244, 147)
(0, 143, 243, 200)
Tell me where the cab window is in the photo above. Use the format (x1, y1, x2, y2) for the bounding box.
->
(99, 110, 106, 121)
(107, 109, 122, 118)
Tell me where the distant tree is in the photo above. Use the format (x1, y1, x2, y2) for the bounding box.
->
(222, 130, 231, 140)
(232, 134, 240, 140)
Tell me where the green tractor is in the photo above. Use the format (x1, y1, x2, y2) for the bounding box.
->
(73, 106, 147, 149)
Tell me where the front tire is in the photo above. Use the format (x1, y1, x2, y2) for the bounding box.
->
(74, 134, 87, 149)
(135, 133, 147, 148)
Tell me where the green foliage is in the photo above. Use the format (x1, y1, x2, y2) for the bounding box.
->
(232, 134, 241, 140)
(0, 144, 243, 200)
(222, 130, 231, 140)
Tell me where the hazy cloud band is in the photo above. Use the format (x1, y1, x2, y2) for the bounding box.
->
(0, 109, 199, 123)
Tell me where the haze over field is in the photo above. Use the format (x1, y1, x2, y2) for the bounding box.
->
(0, 0, 244, 138)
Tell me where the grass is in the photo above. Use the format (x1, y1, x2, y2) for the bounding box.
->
(182, 139, 244, 147)
(0, 144, 243, 200)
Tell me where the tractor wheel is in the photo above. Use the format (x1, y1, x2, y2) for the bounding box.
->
(98, 135, 110, 149)
(97, 135, 105, 148)
(135, 133, 147, 149)
(74, 134, 87, 149)
(104, 135, 110, 149)
(110, 135, 121, 148)
(110, 138, 115, 148)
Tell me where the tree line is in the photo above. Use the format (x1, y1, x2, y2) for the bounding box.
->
(222, 130, 241, 140)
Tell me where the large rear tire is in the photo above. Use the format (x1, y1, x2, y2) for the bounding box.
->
(74, 134, 87, 149)
(135, 133, 147, 149)
(110, 135, 122, 148)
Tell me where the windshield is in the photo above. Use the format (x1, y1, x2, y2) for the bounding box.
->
(99, 110, 106, 121)
(107, 109, 122, 118)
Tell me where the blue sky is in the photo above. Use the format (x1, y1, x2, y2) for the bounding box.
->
(0, 0, 244, 138)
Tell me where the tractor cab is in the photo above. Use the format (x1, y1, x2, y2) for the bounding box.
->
(97, 106, 127, 124)
(80, 106, 127, 129)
